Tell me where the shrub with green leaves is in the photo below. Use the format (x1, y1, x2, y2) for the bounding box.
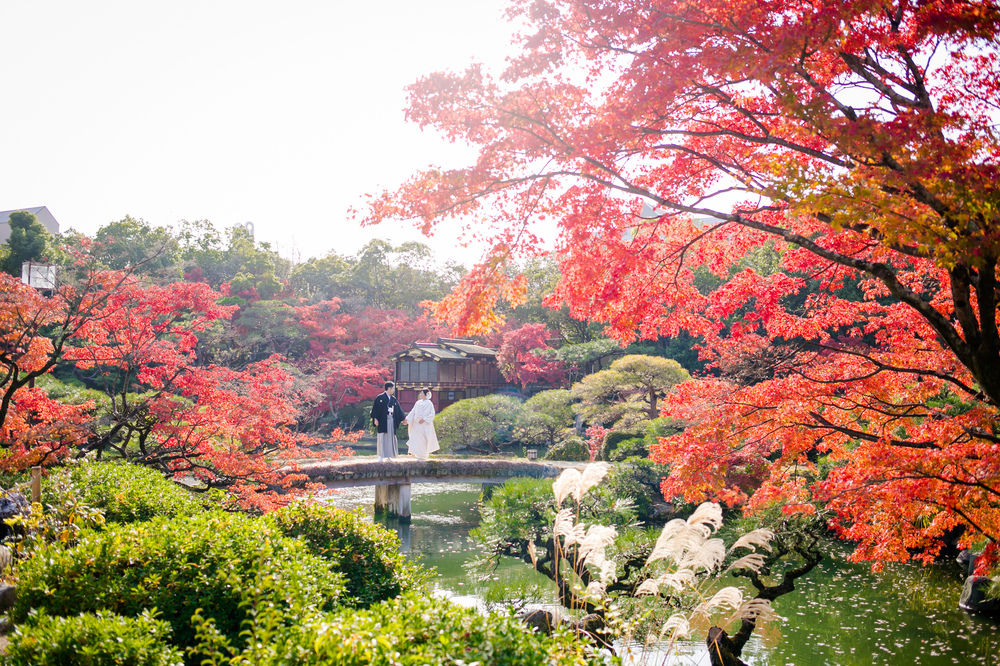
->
(601, 435, 646, 462)
(44, 461, 202, 524)
(470, 476, 637, 577)
(5, 610, 184, 666)
(599, 427, 643, 461)
(6, 475, 106, 559)
(33, 374, 107, 408)
(601, 459, 671, 522)
(516, 388, 576, 447)
(268, 502, 425, 608)
(10, 511, 346, 651)
(435, 394, 524, 453)
(193, 592, 602, 666)
(543, 435, 590, 461)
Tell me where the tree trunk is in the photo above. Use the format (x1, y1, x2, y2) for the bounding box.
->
(706, 626, 750, 666)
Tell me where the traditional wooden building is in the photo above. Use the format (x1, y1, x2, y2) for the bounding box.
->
(391, 337, 503, 411)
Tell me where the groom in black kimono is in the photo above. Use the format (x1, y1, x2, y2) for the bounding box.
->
(371, 381, 407, 462)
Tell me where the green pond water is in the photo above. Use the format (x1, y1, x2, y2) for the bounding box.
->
(322, 482, 1000, 666)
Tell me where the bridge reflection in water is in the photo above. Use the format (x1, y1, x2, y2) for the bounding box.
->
(319, 482, 484, 558)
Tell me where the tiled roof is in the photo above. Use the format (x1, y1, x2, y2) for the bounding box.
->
(391, 346, 467, 361)
(390, 337, 498, 361)
(437, 338, 496, 357)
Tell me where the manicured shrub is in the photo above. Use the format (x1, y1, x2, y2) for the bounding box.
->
(44, 461, 202, 524)
(602, 435, 647, 461)
(268, 502, 425, 608)
(543, 435, 590, 461)
(599, 427, 643, 461)
(5, 610, 184, 666)
(516, 389, 576, 446)
(10, 511, 345, 651)
(599, 418, 680, 461)
(435, 394, 524, 453)
(194, 592, 602, 666)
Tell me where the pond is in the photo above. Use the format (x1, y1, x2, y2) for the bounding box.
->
(322, 482, 1000, 666)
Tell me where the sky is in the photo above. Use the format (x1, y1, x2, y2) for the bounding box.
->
(0, 0, 517, 266)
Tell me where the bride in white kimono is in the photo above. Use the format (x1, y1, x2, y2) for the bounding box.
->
(406, 389, 440, 461)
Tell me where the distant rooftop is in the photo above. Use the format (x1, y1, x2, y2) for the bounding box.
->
(391, 337, 497, 362)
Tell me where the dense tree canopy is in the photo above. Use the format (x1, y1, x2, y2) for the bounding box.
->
(290, 240, 464, 313)
(91, 216, 180, 277)
(364, 0, 1000, 567)
(572, 354, 690, 427)
(0, 258, 352, 509)
(496, 322, 567, 388)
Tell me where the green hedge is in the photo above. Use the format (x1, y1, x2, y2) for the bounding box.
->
(44, 461, 203, 524)
(543, 435, 590, 461)
(10, 511, 345, 651)
(269, 502, 424, 608)
(5, 610, 184, 666)
(602, 435, 647, 462)
(196, 592, 601, 666)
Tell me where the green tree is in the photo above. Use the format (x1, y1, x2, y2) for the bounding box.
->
(179, 220, 290, 295)
(290, 252, 353, 301)
(344, 240, 463, 313)
(230, 300, 310, 364)
(92, 216, 180, 277)
(4, 210, 53, 276)
(556, 339, 623, 382)
(291, 241, 463, 312)
(572, 354, 689, 427)
(516, 389, 575, 446)
(435, 394, 524, 454)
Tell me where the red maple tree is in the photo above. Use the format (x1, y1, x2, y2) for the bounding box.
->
(363, 1, 1000, 566)
(60, 277, 357, 510)
(1, 266, 353, 510)
(292, 300, 447, 426)
(0, 269, 130, 471)
(496, 323, 567, 389)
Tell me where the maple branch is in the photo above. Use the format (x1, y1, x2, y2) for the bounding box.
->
(837, 51, 926, 110)
(946, 505, 999, 544)
(643, 124, 850, 168)
(719, 212, 976, 372)
(804, 343, 985, 401)
(910, 473, 1000, 501)
(813, 394, 931, 422)
(833, 471, 1000, 505)
(806, 411, 939, 449)
(964, 427, 1000, 445)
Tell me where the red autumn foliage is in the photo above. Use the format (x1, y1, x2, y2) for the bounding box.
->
(363, 1, 1000, 566)
(496, 323, 567, 389)
(1, 269, 353, 511)
(292, 300, 447, 424)
(0, 387, 93, 470)
(585, 424, 608, 463)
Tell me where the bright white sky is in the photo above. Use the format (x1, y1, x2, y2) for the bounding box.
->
(0, 0, 516, 266)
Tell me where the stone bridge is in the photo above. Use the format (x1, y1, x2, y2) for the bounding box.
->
(290, 457, 579, 522)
